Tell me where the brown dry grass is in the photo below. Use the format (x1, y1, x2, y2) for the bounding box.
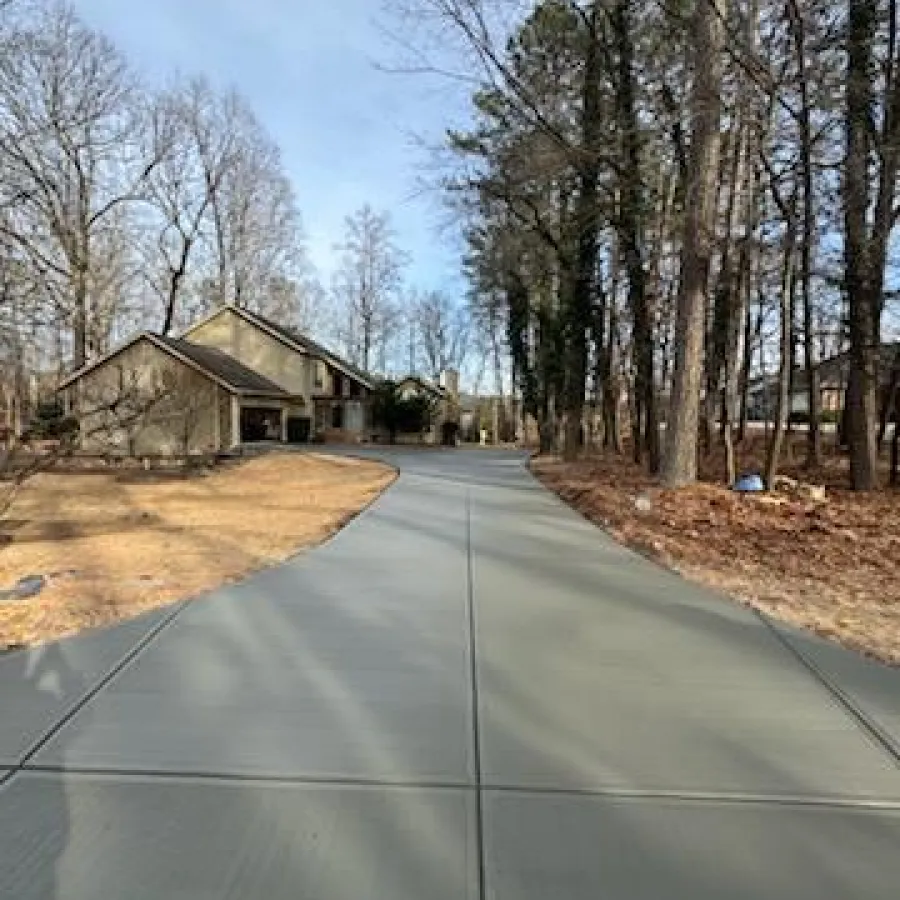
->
(532, 451, 900, 666)
(0, 453, 395, 649)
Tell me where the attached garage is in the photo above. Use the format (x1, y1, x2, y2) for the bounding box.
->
(60, 333, 306, 455)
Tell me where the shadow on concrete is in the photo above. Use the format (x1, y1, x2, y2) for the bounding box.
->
(1, 450, 899, 898)
(0, 640, 90, 899)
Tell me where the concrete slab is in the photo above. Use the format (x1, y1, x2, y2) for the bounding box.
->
(6, 447, 900, 897)
(310, 475, 469, 566)
(771, 619, 900, 753)
(471, 488, 900, 799)
(32, 478, 474, 783)
(0, 772, 477, 900)
(0, 608, 170, 766)
(484, 790, 900, 900)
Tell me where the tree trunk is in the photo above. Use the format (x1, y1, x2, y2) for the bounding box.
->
(844, 0, 882, 490)
(72, 263, 89, 369)
(705, 126, 741, 454)
(590, 256, 609, 451)
(724, 420, 737, 486)
(605, 273, 623, 453)
(613, 0, 658, 472)
(717, 118, 755, 475)
(656, 175, 678, 401)
(507, 267, 538, 424)
(794, 25, 821, 468)
(765, 226, 797, 489)
(786, 314, 797, 437)
(735, 131, 764, 441)
(662, 0, 724, 487)
(737, 237, 761, 445)
(891, 425, 899, 487)
(162, 240, 191, 336)
(563, 2, 603, 461)
(722, 261, 748, 485)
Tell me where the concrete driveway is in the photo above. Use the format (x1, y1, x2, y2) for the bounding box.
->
(1, 447, 899, 898)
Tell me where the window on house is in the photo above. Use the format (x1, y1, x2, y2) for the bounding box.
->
(332, 405, 343, 429)
(332, 372, 344, 397)
(314, 362, 324, 389)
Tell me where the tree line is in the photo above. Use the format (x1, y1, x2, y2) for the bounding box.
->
(0, 0, 475, 435)
(394, 0, 900, 489)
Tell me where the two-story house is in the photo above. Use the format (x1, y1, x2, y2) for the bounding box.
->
(58, 304, 375, 456)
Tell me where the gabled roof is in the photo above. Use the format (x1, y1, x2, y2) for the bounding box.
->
(58, 333, 292, 398)
(151, 335, 290, 396)
(183, 304, 375, 390)
(397, 375, 448, 397)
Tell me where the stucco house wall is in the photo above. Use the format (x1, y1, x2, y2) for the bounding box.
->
(186, 307, 375, 440)
(65, 338, 220, 456)
(187, 308, 315, 415)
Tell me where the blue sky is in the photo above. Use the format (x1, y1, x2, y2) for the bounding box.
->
(69, 0, 469, 294)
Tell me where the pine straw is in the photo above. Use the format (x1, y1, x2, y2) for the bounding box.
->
(0, 453, 395, 649)
(532, 453, 900, 667)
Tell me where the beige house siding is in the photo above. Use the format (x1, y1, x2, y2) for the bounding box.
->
(311, 359, 333, 397)
(187, 308, 317, 405)
(218, 390, 232, 449)
(69, 338, 220, 456)
(182, 306, 380, 441)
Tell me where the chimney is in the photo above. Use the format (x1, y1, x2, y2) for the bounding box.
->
(440, 368, 459, 397)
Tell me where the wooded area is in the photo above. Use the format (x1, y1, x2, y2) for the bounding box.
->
(3, 0, 900, 493)
(0, 1, 480, 445)
(397, 0, 900, 490)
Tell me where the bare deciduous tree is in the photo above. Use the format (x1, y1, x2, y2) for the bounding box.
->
(144, 79, 236, 334)
(330, 204, 405, 372)
(0, 3, 159, 368)
(411, 289, 470, 381)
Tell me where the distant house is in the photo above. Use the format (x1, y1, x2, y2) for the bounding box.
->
(745, 343, 899, 421)
(396, 375, 448, 403)
(393, 372, 461, 444)
(59, 304, 375, 455)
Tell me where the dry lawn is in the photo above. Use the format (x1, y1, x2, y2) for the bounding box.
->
(532, 453, 900, 667)
(0, 453, 395, 649)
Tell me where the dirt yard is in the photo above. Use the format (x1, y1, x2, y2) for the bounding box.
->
(532, 453, 900, 667)
(0, 453, 395, 649)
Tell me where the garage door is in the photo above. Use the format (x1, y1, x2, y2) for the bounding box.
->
(240, 407, 282, 442)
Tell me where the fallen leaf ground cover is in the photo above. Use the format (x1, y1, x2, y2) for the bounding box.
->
(532, 447, 900, 666)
